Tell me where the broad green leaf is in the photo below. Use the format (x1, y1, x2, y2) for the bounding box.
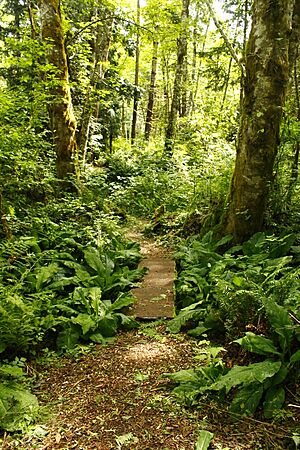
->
(97, 315, 118, 337)
(262, 298, 293, 354)
(0, 383, 38, 431)
(263, 386, 285, 419)
(35, 263, 59, 291)
(230, 383, 263, 417)
(84, 247, 107, 275)
(48, 276, 78, 290)
(268, 365, 288, 386)
(72, 314, 96, 335)
(195, 430, 214, 450)
(234, 332, 280, 356)
(215, 234, 232, 249)
(56, 325, 80, 350)
(87, 287, 102, 316)
(290, 349, 300, 365)
(188, 325, 210, 337)
(75, 267, 92, 283)
(115, 313, 139, 330)
(211, 360, 281, 393)
(166, 369, 199, 384)
(167, 302, 205, 333)
(232, 276, 244, 287)
(110, 293, 135, 312)
(0, 365, 24, 379)
(89, 333, 106, 344)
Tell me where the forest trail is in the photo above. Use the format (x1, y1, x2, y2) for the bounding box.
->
(6, 223, 203, 450)
(126, 222, 175, 319)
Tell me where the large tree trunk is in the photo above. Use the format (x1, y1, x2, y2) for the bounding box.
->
(164, 0, 189, 156)
(223, 0, 296, 242)
(38, 0, 78, 180)
(145, 36, 158, 141)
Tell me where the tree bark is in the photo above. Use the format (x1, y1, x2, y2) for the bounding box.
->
(131, 0, 141, 145)
(286, 51, 300, 204)
(164, 0, 189, 156)
(223, 0, 296, 242)
(145, 36, 158, 141)
(38, 0, 78, 180)
(190, 20, 210, 116)
(79, 10, 114, 167)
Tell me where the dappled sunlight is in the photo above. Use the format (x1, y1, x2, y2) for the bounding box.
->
(123, 341, 177, 362)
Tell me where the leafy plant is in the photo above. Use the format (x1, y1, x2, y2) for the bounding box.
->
(167, 297, 300, 418)
(170, 232, 299, 339)
(0, 361, 38, 432)
(56, 290, 139, 350)
(167, 232, 300, 419)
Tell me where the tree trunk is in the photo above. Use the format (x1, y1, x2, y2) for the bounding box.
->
(164, 0, 189, 156)
(223, 0, 296, 243)
(145, 36, 159, 141)
(190, 20, 210, 116)
(286, 52, 300, 204)
(131, 0, 141, 145)
(38, 0, 78, 180)
(161, 54, 170, 128)
(27, 0, 37, 39)
(79, 11, 113, 167)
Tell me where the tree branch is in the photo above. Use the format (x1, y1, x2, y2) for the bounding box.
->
(203, 0, 245, 77)
(66, 14, 153, 45)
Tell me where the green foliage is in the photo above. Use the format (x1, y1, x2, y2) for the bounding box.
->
(170, 231, 299, 338)
(0, 360, 38, 432)
(167, 231, 300, 418)
(0, 202, 143, 355)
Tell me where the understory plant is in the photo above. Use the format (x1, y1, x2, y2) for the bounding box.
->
(167, 231, 300, 418)
(0, 360, 38, 432)
(0, 206, 145, 355)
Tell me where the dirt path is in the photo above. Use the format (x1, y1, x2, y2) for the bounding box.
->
(11, 326, 201, 450)
(126, 222, 175, 319)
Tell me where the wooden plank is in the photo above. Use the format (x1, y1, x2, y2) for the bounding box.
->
(129, 257, 176, 319)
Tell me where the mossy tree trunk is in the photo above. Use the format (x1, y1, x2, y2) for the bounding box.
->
(223, 0, 296, 242)
(38, 0, 78, 180)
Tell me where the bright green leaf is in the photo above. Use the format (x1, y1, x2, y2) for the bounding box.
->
(230, 383, 263, 416)
(195, 430, 214, 450)
(211, 360, 281, 394)
(234, 332, 280, 356)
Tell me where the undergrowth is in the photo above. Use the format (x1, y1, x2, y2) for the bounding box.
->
(167, 231, 300, 423)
